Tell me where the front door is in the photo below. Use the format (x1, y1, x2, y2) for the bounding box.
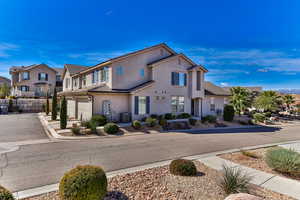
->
(191, 99, 195, 115)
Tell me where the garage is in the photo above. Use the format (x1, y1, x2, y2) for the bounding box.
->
(77, 98, 93, 121)
(67, 99, 76, 119)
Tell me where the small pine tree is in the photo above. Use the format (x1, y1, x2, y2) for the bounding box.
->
(52, 88, 57, 120)
(46, 93, 50, 115)
(60, 96, 67, 129)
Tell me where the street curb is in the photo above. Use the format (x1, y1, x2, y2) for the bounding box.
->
(13, 139, 300, 199)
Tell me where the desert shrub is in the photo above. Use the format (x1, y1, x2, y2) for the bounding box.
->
(104, 123, 119, 134)
(176, 113, 191, 119)
(81, 120, 90, 128)
(164, 113, 175, 120)
(169, 159, 197, 176)
(132, 120, 142, 129)
(146, 117, 157, 127)
(264, 111, 272, 118)
(157, 115, 164, 120)
(248, 119, 254, 125)
(159, 118, 168, 128)
(253, 113, 266, 123)
(150, 114, 158, 119)
(89, 121, 98, 134)
(218, 165, 251, 195)
(59, 165, 107, 200)
(0, 185, 14, 200)
(189, 118, 197, 126)
(91, 115, 107, 126)
(223, 105, 235, 121)
(202, 115, 217, 123)
(265, 148, 300, 176)
(71, 127, 81, 135)
(241, 150, 260, 159)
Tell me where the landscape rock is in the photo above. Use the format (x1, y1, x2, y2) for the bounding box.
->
(225, 193, 263, 200)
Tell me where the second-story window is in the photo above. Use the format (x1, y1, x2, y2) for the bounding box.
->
(22, 72, 30, 80)
(116, 66, 124, 76)
(82, 75, 86, 86)
(196, 71, 201, 90)
(92, 70, 99, 84)
(73, 78, 77, 87)
(100, 67, 109, 82)
(171, 72, 187, 86)
(39, 73, 48, 81)
(65, 78, 70, 88)
(139, 69, 145, 77)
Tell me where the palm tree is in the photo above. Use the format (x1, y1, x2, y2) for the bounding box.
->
(282, 94, 295, 111)
(230, 87, 251, 115)
(254, 91, 281, 112)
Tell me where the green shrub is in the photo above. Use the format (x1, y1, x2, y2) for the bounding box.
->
(146, 117, 157, 127)
(71, 127, 81, 135)
(159, 118, 168, 128)
(91, 115, 107, 126)
(202, 115, 217, 123)
(59, 165, 107, 200)
(169, 159, 197, 176)
(265, 148, 300, 176)
(176, 113, 191, 119)
(52, 88, 58, 120)
(253, 113, 266, 123)
(60, 96, 67, 129)
(238, 120, 248, 125)
(248, 119, 254, 125)
(81, 120, 90, 128)
(8, 99, 13, 112)
(89, 121, 98, 134)
(264, 111, 272, 118)
(104, 123, 119, 134)
(241, 150, 260, 159)
(150, 114, 158, 119)
(218, 165, 251, 195)
(189, 118, 197, 126)
(132, 120, 142, 129)
(164, 113, 175, 120)
(223, 105, 235, 122)
(46, 95, 50, 115)
(0, 185, 14, 200)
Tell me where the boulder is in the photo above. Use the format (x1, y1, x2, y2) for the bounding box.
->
(224, 193, 263, 200)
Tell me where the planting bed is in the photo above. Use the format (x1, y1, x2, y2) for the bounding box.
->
(24, 161, 293, 200)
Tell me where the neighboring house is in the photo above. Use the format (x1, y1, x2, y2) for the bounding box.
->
(203, 82, 231, 116)
(0, 76, 10, 86)
(10, 64, 63, 97)
(59, 43, 208, 121)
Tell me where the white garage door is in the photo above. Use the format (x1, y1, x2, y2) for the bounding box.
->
(77, 99, 93, 121)
(67, 100, 76, 119)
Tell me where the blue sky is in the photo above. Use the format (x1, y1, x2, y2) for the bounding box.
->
(0, 0, 299, 89)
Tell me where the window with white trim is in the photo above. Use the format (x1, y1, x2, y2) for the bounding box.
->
(116, 66, 124, 76)
(171, 72, 187, 86)
(210, 97, 215, 112)
(171, 96, 185, 113)
(138, 96, 147, 115)
(22, 72, 30, 80)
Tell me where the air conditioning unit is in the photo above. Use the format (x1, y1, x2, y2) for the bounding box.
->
(120, 112, 131, 123)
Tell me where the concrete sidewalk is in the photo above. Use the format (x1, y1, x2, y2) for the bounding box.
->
(199, 156, 300, 200)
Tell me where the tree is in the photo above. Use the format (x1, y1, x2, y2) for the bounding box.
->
(60, 96, 67, 129)
(46, 93, 50, 115)
(223, 104, 235, 121)
(230, 87, 251, 115)
(282, 94, 295, 111)
(254, 91, 281, 112)
(0, 83, 10, 98)
(51, 88, 57, 120)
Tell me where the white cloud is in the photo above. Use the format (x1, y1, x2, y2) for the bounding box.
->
(220, 82, 229, 86)
(105, 10, 113, 16)
(0, 43, 19, 57)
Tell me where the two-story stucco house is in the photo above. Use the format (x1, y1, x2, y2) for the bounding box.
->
(59, 43, 208, 121)
(10, 64, 63, 97)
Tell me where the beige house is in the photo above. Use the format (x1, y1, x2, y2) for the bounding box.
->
(0, 76, 10, 86)
(10, 64, 63, 97)
(203, 82, 231, 117)
(59, 43, 208, 121)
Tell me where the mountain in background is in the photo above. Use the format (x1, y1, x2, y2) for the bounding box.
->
(276, 89, 300, 94)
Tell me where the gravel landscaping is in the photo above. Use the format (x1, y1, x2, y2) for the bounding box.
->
(24, 161, 294, 200)
(219, 147, 300, 181)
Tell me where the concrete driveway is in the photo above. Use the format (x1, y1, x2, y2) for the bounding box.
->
(0, 113, 48, 143)
(1, 123, 300, 192)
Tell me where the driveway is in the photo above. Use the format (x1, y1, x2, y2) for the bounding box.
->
(0, 113, 48, 143)
(1, 123, 300, 192)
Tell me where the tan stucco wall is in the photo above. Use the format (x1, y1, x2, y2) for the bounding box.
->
(111, 46, 172, 89)
(92, 93, 130, 121)
(202, 96, 228, 116)
(63, 70, 72, 91)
